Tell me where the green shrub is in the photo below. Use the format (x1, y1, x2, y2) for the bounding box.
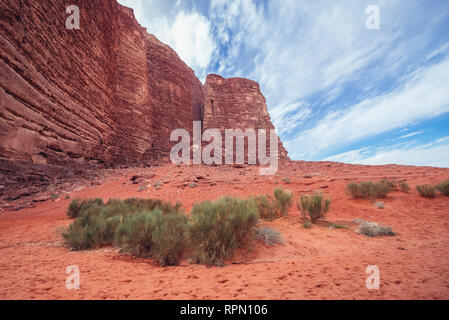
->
(273, 187, 293, 216)
(435, 180, 449, 196)
(346, 180, 392, 200)
(63, 202, 121, 250)
(188, 197, 259, 267)
(251, 195, 277, 220)
(398, 181, 411, 193)
(150, 210, 188, 266)
(115, 209, 187, 266)
(297, 192, 331, 223)
(63, 197, 183, 254)
(114, 211, 155, 258)
(67, 198, 104, 218)
(255, 227, 283, 246)
(416, 185, 436, 198)
(375, 179, 392, 198)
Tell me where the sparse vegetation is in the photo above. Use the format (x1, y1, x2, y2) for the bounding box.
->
(188, 197, 259, 267)
(346, 180, 392, 201)
(63, 198, 183, 254)
(115, 209, 187, 266)
(398, 181, 411, 193)
(251, 188, 293, 220)
(435, 180, 449, 196)
(297, 192, 331, 223)
(66, 198, 104, 218)
(252, 195, 277, 221)
(357, 220, 395, 237)
(416, 184, 436, 198)
(255, 227, 283, 246)
(273, 187, 293, 216)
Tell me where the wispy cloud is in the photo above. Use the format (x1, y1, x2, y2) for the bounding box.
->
(325, 139, 449, 168)
(287, 56, 449, 159)
(398, 131, 424, 139)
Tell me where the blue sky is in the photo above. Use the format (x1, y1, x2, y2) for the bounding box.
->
(117, 0, 449, 167)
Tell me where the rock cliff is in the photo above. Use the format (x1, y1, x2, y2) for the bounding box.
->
(202, 74, 288, 163)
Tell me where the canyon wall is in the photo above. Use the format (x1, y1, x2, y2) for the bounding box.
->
(0, 0, 204, 167)
(0, 0, 288, 201)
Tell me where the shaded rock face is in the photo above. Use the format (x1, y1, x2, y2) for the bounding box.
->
(0, 0, 203, 167)
(0, 0, 288, 202)
(202, 74, 288, 162)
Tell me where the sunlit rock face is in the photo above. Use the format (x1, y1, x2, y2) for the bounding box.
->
(202, 74, 289, 163)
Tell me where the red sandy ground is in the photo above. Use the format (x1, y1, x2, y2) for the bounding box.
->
(1, 161, 448, 300)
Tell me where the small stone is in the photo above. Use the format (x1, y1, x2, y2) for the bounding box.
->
(138, 184, 150, 192)
(154, 181, 163, 189)
(189, 182, 198, 188)
(375, 202, 385, 209)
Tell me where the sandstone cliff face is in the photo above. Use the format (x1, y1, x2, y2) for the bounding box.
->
(0, 0, 203, 167)
(0, 0, 288, 202)
(202, 74, 288, 161)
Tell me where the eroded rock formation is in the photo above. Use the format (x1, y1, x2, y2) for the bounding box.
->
(202, 74, 288, 163)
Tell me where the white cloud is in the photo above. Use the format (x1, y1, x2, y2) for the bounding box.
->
(287, 57, 449, 159)
(325, 142, 449, 168)
(118, 0, 216, 79)
(436, 135, 449, 144)
(399, 130, 424, 139)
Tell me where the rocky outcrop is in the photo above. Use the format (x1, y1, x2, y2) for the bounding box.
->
(0, 0, 288, 203)
(202, 74, 288, 162)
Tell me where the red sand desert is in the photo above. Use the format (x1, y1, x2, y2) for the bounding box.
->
(1, 161, 448, 300)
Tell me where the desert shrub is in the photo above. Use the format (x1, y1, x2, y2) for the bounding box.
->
(357, 221, 395, 237)
(255, 227, 283, 246)
(251, 195, 277, 220)
(63, 197, 183, 254)
(297, 192, 331, 223)
(67, 198, 104, 218)
(63, 202, 121, 250)
(398, 181, 411, 193)
(435, 180, 449, 196)
(416, 184, 436, 198)
(346, 180, 392, 200)
(188, 197, 259, 267)
(273, 187, 293, 216)
(115, 209, 187, 266)
(375, 179, 392, 198)
(122, 198, 182, 214)
(150, 210, 188, 266)
(114, 211, 155, 258)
